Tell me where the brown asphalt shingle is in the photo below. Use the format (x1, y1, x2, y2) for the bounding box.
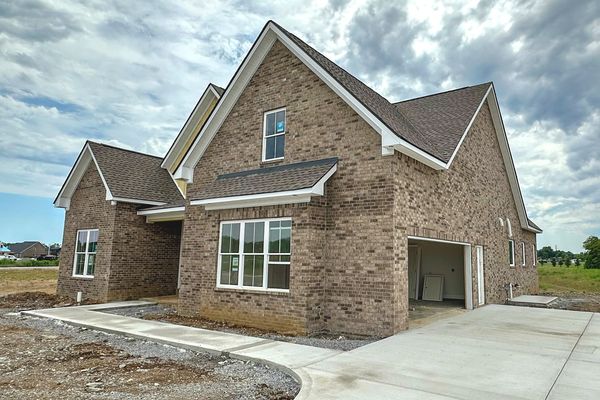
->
(393, 83, 492, 162)
(88, 141, 182, 204)
(192, 158, 338, 201)
(273, 21, 491, 163)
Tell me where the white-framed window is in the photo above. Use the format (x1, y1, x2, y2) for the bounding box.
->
(508, 239, 515, 267)
(262, 108, 286, 161)
(217, 218, 291, 291)
(73, 229, 98, 277)
(533, 244, 537, 267)
(521, 242, 526, 266)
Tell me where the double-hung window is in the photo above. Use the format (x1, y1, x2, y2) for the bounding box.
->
(508, 239, 515, 267)
(262, 108, 286, 161)
(218, 218, 291, 291)
(73, 229, 98, 277)
(521, 242, 526, 266)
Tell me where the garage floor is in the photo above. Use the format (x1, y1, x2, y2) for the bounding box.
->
(298, 305, 599, 399)
(409, 299, 466, 329)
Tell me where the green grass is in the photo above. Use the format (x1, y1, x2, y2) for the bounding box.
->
(538, 264, 600, 294)
(0, 268, 58, 282)
(0, 259, 59, 267)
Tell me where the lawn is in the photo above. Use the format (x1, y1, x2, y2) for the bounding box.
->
(0, 259, 59, 267)
(538, 264, 600, 294)
(0, 268, 58, 296)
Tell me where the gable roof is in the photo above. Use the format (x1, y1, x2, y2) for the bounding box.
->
(393, 82, 492, 163)
(8, 241, 47, 254)
(169, 20, 539, 233)
(54, 141, 182, 209)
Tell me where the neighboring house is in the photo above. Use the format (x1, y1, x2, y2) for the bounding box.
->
(7, 241, 49, 259)
(54, 21, 541, 337)
(49, 244, 62, 257)
(0, 245, 11, 256)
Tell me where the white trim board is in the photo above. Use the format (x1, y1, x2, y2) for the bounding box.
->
(191, 164, 337, 210)
(137, 206, 185, 223)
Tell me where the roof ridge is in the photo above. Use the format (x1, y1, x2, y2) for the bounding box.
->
(393, 82, 493, 105)
(87, 140, 162, 159)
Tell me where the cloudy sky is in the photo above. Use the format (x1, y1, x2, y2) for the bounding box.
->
(0, 0, 598, 251)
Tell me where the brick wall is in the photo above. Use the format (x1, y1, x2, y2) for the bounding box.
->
(393, 102, 538, 312)
(57, 162, 181, 302)
(57, 163, 115, 302)
(180, 40, 396, 336)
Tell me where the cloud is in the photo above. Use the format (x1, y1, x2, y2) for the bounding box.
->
(0, 0, 597, 251)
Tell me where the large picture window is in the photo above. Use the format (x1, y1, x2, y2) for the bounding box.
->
(73, 229, 98, 277)
(218, 218, 291, 291)
(262, 108, 286, 161)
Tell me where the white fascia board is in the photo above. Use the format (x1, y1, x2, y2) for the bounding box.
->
(137, 206, 185, 216)
(111, 197, 166, 206)
(161, 85, 221, 170)
(486, 86, 533, 232)
(446, 84, 493, 166)
(174, 28, 277, 182)
(407, 235, 471, 246)
(191, 164, 337, 210)
(54, 143, 113, 210)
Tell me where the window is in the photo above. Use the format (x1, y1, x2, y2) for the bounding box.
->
(521, 242, 526, 266)
(533, 245, 537, 267)
(218, 218, 291, 291)
(508, 239, 515, 267)
(262, 108, 286, 161)
(73, 229, 98, 277)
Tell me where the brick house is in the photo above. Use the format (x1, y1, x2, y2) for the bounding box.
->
(54, 21, 541, 336)
(7, 241, 48, 259)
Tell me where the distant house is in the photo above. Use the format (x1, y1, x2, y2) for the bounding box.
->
(8, 241, 48, 259)
(50, 244, 62, 257)
(0, 245, 11, 256)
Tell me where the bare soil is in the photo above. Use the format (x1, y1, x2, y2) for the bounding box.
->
(110, 305, 378, 351)
(542, 292, 600, 313)
(0, 293, 299, 399)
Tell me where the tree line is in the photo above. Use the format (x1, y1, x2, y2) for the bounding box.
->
(537, 236, 600, 269)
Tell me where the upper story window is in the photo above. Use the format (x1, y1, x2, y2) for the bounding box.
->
(508, 239, 515, 267)
(263, 108, 286, 161)
(73, 229, 98, 278)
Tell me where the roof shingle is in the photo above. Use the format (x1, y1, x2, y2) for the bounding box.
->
(192, 158, 338, 201)
(88, 142, 182, 204)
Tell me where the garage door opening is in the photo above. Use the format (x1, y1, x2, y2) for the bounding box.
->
(408, 236, 473, 328)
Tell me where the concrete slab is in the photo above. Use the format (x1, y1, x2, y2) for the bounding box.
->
(22, 301, 600, 400)
(508, 294, 558, 306)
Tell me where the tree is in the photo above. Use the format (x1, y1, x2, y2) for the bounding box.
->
(538, 246, 555, 260)
(558, 258, 564, 266)
(551, 258, 557, 266)
(583, 236, 600, 269)
(575, 258, 581, 266)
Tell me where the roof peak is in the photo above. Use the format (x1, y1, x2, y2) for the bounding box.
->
(393, 82, 493, 105)
(87, 140, 162, 160)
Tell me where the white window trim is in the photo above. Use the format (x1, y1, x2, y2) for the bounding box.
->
(521, 242, 526, 266)
(262, 107, 286, 162)
(509, 239, 515, 267)
(72, 229, 98, 278)
(533, 244, 537, 267)
(216, 217, 291, 293)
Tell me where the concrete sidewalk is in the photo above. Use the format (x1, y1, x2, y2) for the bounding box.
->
(23, 303, 600, 399)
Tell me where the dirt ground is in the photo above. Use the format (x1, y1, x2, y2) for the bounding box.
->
(542, 292, 600, 313)
(0, 293, 299, 400)
(0, 267, 58, 296)
(108, 305, 377, 351)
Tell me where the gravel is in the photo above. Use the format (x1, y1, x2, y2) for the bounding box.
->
(0, 308, 299, 399)
(107, 304, 379, 351)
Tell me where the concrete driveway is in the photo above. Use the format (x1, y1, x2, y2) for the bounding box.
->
(296, 305, 599, 399)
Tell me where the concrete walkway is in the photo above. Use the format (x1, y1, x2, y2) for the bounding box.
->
(24, 303, 599, 399)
